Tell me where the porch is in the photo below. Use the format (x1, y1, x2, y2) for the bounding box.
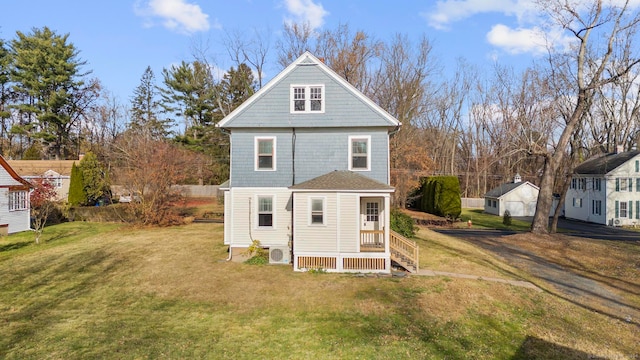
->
(294, 230, 419, 273)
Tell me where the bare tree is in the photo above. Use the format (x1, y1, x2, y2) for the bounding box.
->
(531, 0, 640, 234)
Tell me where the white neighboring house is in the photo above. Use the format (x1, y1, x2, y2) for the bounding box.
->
(484, 174, 540, 217)
(565, 150, 640, 226)
(0, 156, 33, 234)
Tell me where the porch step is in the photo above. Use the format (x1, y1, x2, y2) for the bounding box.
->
(389, 230, 419, 273)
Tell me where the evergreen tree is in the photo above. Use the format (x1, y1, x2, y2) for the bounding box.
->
(0, 39, 12, 154)
(79, 151, 110, 205)
(68, 162, 86, 206)
(217, 63, 256, 120)
(10, 27, 97, 159)
(160, 60, 217, 138)
(130, 66, 172, 139)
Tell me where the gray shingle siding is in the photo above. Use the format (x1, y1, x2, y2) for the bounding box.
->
(225, 64, 393, 128)
(230, 127, 389, 187)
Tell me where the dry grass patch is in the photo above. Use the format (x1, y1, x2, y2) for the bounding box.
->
(415, 226, 526, 279)
(1, 222, 638, 359)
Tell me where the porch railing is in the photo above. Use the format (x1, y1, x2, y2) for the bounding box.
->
(389, 230, 419, 273)
(360, 230, 385, 252)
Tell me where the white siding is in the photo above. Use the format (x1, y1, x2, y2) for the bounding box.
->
(225, 187, 292, 247)
(293, 193, 338, 253)
(0, 188, 30, 233)
(338, 194, 359, 253)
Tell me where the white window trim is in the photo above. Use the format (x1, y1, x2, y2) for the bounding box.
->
(620, 201, 628, 218)
(290, 84, 325, 113)
(348, 135, 371, 171)
(255, 194, 276, 230)
(254, 136, 277, 171)
(309, 196, 326, 226)
(8, 190, 28, 211)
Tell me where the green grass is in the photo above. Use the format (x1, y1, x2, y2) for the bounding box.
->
(0, 222, 637, 359)
(458, 209, 532, 231)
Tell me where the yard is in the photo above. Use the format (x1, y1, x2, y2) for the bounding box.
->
(0, 217, 638, 359)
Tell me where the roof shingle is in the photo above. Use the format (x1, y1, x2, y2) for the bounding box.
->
(290, 170, 393, 191)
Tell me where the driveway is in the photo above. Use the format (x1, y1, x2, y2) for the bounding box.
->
(433, 220, 640, 326)
(517, 217, 640, 241)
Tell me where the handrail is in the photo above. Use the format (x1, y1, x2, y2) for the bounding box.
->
(389, 230, 419, 272)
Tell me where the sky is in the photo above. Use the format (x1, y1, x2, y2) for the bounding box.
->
(0, 0, 588, 104)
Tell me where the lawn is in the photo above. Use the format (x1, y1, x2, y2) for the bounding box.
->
(458, 208, 533, 231)
(0, 221, 637, 359)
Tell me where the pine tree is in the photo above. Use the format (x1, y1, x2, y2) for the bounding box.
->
(130, 66, 173, 139)
(68, 162, 86, 206)
(10, 27, 97, 159)
(79, 152, 110, 205)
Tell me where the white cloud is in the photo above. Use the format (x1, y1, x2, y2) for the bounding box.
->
(486, 24, 546, 55)
(134, 0, 217, 34)
(423, 0, 536, 30)
(282, 0, 329, 30)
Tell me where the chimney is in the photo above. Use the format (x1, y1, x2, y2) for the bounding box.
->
(616, 145, 624, 154)
(514, 173, 522, 183)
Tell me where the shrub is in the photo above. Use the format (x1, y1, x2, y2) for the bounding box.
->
(503, 210, 512, 226)
(416, 176, 461, 219)
(391, 208, 416, 238)
(244, 239, 268, 265)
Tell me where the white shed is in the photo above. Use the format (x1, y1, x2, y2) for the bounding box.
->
(484, 174, 540, 217)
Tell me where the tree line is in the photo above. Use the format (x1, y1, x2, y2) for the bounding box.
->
(2, 0, 640, 234)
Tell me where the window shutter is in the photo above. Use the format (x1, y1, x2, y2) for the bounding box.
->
(636, 201, 640, 220)
(616, 178, 620, 191)
(615, 201, 619, 218)
(630, 201, 633, 219)
(630, 178, 633, 192)
(637, 179, 640, 192)
(636, 160, 639, 172)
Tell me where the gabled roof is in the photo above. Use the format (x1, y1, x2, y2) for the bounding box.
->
(0, 156, 33, 189)
(290, 170, 394, 192)
(217, 51, 401, 129)
(485, 181, 538, 198)
(8, 160, 76, 176)
(574, 151, 640, 175)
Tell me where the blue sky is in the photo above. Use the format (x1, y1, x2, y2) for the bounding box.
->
(0, 0, 574, 103)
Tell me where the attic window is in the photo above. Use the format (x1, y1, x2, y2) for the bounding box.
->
(291, 85, 324, 113)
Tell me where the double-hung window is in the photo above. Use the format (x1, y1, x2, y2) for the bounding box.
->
(255, 137, 276, 171)
(310, 198, 325, 225)
(620, 201, 628, 218)
(8, 191, 28, 211)
(349, 136, 370, 171)
(593, 178, 601, 191)
(592, 200, 602, 215)
(257, 196, 274, 228)
(291, 85, 324, 113)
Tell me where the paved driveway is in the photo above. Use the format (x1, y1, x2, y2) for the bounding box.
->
(433, 219, 640, 326)
(516, 217, 640, 241)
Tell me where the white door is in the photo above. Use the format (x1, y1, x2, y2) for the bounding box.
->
(361, 198, 383, 247)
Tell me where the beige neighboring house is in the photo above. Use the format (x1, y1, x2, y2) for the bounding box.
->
(8, 160, 76, 202)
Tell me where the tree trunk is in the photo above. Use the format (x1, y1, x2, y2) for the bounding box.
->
(531, 94, 586, 234)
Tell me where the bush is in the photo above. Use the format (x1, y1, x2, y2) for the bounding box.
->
(503, 210, 512, 226)
(391, 208, 416, 238)
(416, 176, 461, 219)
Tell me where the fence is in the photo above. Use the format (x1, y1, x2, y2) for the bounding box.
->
(461, 197, 484, 209)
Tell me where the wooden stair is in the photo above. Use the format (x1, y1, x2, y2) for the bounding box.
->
(389, 230, 419, 273)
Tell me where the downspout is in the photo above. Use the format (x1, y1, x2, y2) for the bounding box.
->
(220, 127, 233, 261)
(290, 128, 296, 261)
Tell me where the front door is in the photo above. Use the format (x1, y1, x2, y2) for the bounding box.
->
(361, 198, 383, 247)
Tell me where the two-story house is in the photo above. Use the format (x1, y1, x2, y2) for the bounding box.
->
(218, 52, 410, 273)
(565, 150, 640, 226)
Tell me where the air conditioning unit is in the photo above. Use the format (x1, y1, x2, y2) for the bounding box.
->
(269, 246, 291, 264)
(614, 219, 621, 226)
